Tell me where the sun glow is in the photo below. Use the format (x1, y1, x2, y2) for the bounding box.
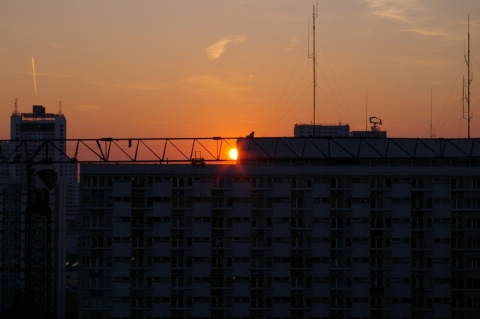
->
(229, 148, 238, 160)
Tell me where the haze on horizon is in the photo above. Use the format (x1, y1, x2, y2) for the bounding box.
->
(1, 0, 480, 139)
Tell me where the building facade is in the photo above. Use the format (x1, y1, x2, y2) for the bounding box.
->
(79, 137, 480, 319)
(0, 105, 71, 318)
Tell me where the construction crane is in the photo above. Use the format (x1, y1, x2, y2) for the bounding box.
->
(0, 136, 238, 317)
(0, 137, 240, 164)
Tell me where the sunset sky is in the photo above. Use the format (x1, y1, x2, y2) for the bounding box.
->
(1, 0, 480, 139)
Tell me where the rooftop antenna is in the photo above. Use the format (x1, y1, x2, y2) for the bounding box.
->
(365, 89, 368, 131)
(58, 100, 62, 115)
(370, 116, 382, 132)
(13, 98, 20, 116)
(308, 3, 318, 136)
(464, 15, 473, 138)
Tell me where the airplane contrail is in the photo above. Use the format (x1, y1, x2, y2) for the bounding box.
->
(32, 57, 38, 96)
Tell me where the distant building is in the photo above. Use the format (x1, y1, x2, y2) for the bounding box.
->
(10, 104, 78, 200)
(11, 104, 80, 253)
(294, 123, 350, 137)
(78, 137, 480, 319)
(0, 105, 72, 318)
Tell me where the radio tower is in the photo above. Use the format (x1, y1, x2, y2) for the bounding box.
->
(308, 4, 318, 136)
(464, 15, 473, 138)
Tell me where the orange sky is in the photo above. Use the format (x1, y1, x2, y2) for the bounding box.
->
(1, 0, 480, 139)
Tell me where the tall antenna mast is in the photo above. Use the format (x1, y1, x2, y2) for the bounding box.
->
(308, 4, 318, 136)
(430, 88, 433, 138)
(13, 98, 20, 116)
(464, 15, 473, 138)
(365, 89, 368, 131)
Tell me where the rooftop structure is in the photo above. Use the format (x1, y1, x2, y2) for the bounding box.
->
(351, 116, 387, 138)
(236, 137, 480, 162)
(294, 123, 350, 137)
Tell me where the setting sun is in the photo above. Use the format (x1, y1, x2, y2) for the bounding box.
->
(229, 148, 238, 160)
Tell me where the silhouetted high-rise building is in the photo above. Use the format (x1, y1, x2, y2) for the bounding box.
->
(10, 104, 78, 208)
(10, 104, 78, 223)
(78, 137, 480, 319)
(0, 105, 71, 318)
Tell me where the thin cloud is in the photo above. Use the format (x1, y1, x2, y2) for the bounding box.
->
(284, 37, 299, 52)
(363, 0, 414, 24)
(90, 80, 165, 91)
(50, 43, 102, 53)
(78, 104, 100, 111)
(387, 55, 451, 69)
(36, 72, 70, 78)
(22, 70, 71, 78)
(400, 28, 449, 38)
(183, 74, 252, 98)
(206, 34, 248, 60)
(362, 0, 454, 38)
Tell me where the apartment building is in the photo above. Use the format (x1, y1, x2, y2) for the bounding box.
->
(79, 137, 480, 319)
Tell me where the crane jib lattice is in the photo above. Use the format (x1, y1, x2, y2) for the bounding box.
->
(0, 137, 239, 164)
